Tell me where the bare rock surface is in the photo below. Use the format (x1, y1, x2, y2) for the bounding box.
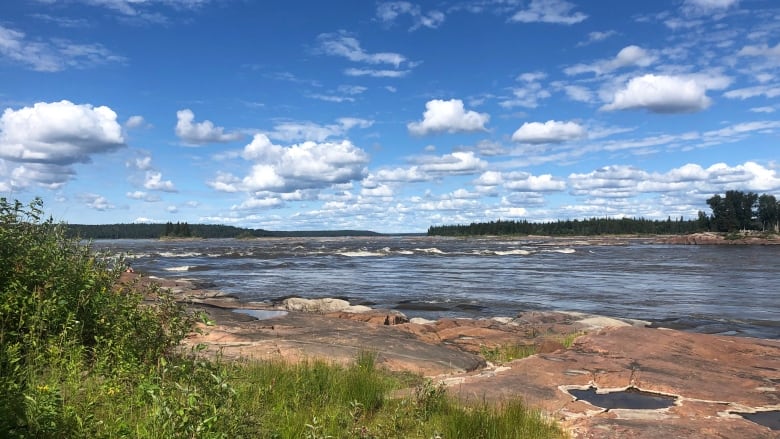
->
(661, 232, 780, 245)
(448, 326, 780, 438)
(121, 272, 780, 438)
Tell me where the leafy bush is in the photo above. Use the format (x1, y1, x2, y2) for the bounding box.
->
(0, 198, 565, 438)
(0, 198, 217, 436)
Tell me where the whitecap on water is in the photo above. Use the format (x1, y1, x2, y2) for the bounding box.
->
(338, 251, 385, 257)
(414, 247, 445, 254)
(494, 249, 532, 256)
(164, 265, 191, 272)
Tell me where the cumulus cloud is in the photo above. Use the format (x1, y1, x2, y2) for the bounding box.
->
(376, 1, 445, 30)
(512, 120, 586, 144)
(565, 45, 656, 76)
(227, 135, 370, 194)
(126, 190, 160, 202)
(510, 0, 587, 25)
(408, 99, 490, 135)
(125, 115, 145, 128)
(601, 74, 712, 113)
(568, 161, 780, 199)
(504, 173, 567, 192)
(175, 109, 243, 146)
(0, 100, 125, 189)
(0, 24, 124, 72)
(80, 193, 115, 211)
(415, 151, 487, 175)
(143, 170, 176, 192)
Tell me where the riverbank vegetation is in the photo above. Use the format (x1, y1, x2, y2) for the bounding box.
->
(1, 197, 563, 438)
(429, 190, 780, 237)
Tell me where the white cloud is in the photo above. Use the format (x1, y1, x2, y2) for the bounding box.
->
(416, 151, 487, 175)
(563, 85, 594, 103)
(738, 42, 780, 60)
(565, 45, 656, 76)
(207, 171, 242, 192)
(577, 30, 617, 46)
(512, 120, 586, 144)
(500, 82, 551, 108)
(126, 190, 160, 202)
(81, 193, 115, 211)
(749, 106, 775, 113)
(376, 1, 445, 30)
(683, 0, 739, 14)
(504, 173, 567, 192)
(344, 68, 410, 78)
(510, 0, 587, 25)
(232, 196, 284, 211)
(0, 100, 125, 189)
(237, 137, 370, 193)
(568, 161, 780, 200)
(263, 118, 373, 142)
(724, 84, 780, 99)
(308, 85, 368, 103)
(318, 31, 406, 67)
(125, 115, 145, 128)
(601, 74, 712, 113)
(0, 25, 124, 72)
(371, 166, 430, 183)
(175, 109, 243, 146)
(0, 100, 124, 164)
(408, 99, 490, 135)
(475, 170, 503, 188)
(143, 170, 176, 192)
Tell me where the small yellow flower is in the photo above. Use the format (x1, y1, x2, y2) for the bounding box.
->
(36, 384, 51, 393)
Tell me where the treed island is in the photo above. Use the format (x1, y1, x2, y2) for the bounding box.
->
(428, 191, 780, 236)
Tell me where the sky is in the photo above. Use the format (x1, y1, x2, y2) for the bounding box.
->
(1, 0, 779, 232)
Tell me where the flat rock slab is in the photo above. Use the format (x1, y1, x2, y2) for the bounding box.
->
(186, 308, 486, 376)
(447, 326, 780, 438)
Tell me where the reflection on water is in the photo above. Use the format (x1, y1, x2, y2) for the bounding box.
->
(93, 237, 780, 339)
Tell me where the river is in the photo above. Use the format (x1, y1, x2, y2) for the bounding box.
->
(92, 236, 780, 339)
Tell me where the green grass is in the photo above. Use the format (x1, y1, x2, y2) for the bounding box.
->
(0, 198, 567, 438)
(480, 343, 538, 364)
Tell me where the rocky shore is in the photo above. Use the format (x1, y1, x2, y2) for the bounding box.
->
(120, 271, 780, 438)
(660, 232, 780, 245)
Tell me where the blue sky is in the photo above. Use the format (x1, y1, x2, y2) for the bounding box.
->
(1, 0, 779, 232)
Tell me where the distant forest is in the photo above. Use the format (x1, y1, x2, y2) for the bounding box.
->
(66, 222, 381, 240)
(428, 190, 780, 237)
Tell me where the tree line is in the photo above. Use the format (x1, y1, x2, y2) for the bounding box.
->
(65, 223, 381, 239)
(428, 190, 780, 236)
(705, 191, 779, 232)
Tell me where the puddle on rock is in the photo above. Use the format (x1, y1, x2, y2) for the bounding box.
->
(737, 411, 780, 430)
(233, 309, 288, 320)
(569, 386, 677, 410)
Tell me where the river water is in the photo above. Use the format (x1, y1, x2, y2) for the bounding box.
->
(92, 236, 780, 339)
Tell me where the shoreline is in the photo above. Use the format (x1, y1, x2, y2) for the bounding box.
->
(122, 271, 780, 437)
(123, 270, 780, 341)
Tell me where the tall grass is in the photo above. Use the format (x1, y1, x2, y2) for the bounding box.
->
(0, 198, 566, 438)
